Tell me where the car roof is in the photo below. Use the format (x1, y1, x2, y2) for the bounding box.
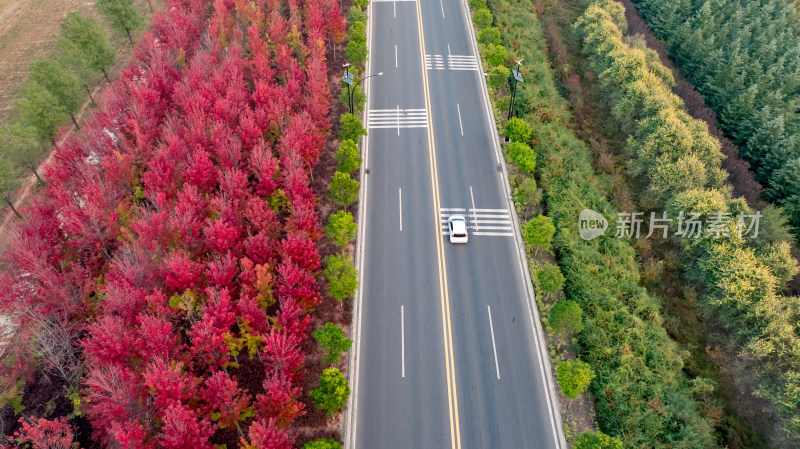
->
(452, 219, 467, 232)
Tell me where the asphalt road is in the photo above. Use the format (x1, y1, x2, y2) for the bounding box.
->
(348, 0, 565, 446)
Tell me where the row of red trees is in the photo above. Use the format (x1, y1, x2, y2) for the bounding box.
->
(0, 0, 346, 447)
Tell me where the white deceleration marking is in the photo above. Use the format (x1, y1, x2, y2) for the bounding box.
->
(487, 305, 500, 380)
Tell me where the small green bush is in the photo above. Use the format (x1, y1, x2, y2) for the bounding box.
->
(324, 253, 359, 301)
(557, 360, 594, 399)
(328, 172, 360, 208)
(484, 43, 508, 67)
(310, 368, 350, 416)
(522, 215, 555, 253)
(336, 139, 362, 175)
(536, 264, 565, 294)
(325, 210, 357, 247)
(304, 440, 342, 449)
(313, 322, 353, 365)
(338, 114, 367, 142)
(479, 27, 501, 45)
(505, 117, 532, 143)
(506, 142, 536, 173)
(473, 8, 493, 29)
(574, 431, 623, 449)
(489, 66, 510, 89)
(549, 300, 583, 336)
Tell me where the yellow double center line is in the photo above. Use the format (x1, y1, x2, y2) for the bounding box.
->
(413, 2, 462, 448)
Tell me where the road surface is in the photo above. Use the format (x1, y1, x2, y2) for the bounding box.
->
(346, 0, 566, 447)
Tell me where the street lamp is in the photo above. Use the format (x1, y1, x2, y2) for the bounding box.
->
(343, 63, 355, 114)
(508, 58, 523, 121)
(350, 71, 384, 114)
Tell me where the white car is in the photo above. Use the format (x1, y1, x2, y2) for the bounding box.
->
(447, 215, 469, 244)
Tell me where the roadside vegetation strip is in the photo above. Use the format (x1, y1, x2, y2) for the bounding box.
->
(629, 0, 800, 239)
(0, 0, 349, 447)
(575, 1, 800, 445)
(474, 0, 718, 447)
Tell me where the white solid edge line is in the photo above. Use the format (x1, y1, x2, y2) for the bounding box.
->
(344, 0, 375, 445)
(487, 305, 500, 380)
(458, 0, 566, 446)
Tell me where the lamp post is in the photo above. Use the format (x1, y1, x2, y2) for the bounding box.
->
(508, 58, 523, 121)
(343, 63, 355, 114)
(350, 71, 384, 114)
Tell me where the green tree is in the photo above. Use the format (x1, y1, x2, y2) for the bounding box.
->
(536, 264, 564, 295)
(468, 0, 485, 9)
(313, 322, 353, 364)
(340, 84, 367, 114)
(347, 5, 367, 25)
(339, 114, 367, 142)
(523, 215, 555, 254)
(557, 360, 594, 399)
(30, 59, 83, 129)
(324, 253, 359, 301)
(336, 139, 362, 175)
(345, 21, 368, 65)
(698, 241, 777, 335)
(505, 117, 532, 143)
(353, 0, 370, 10)
(648, 154, 709, 203)
(756, 205, 795, 245)
(304, 440, 342, 449)
(473, 8, 493, 29)
(484, 43, 507, 67)
(310, 368, 350, 416)
(757, 241, 798, 289)
(479, 27, 501, 46)
(488, 66, 510, 90)
(17, 81, 69, 141)
(549, 300, 584, 336)
(59, 13, 114, 81)
(325, 210, 357, 247)
(0, 157, 22, 219)
(506, 142, 536, 173)
(329, 172, 360, 208)
(0, 122, 45, 184)
(95, 0, 142, 43)
(574, 430, 624, 449)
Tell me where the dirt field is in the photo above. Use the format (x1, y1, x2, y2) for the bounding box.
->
(0, 0, 158, 123)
